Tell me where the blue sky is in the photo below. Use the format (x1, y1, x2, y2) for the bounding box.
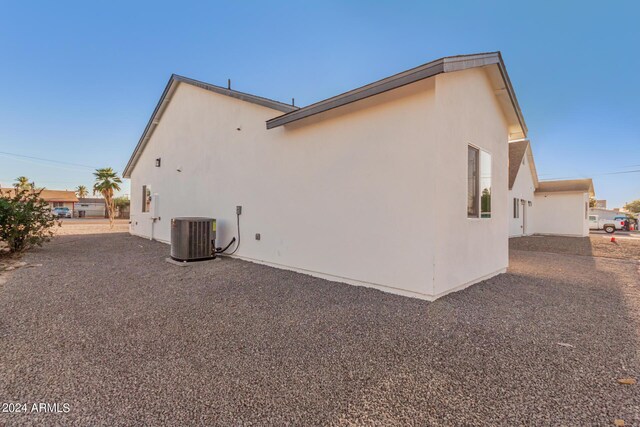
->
(1, 1, 638, 207)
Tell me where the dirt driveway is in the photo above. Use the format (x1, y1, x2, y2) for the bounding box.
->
(1, 229, 639, 425)
(54, 218, 130, 235)
(511, 234, 640, 260)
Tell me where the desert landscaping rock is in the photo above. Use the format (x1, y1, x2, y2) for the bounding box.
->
(0, 229, 639, 425)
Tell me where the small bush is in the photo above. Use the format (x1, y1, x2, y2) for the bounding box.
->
(0, 187, 58, 253)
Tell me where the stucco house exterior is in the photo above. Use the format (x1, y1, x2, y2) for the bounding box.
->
(74, 198, 106, 218)
(533, 179, 594, 237)
(508, 141, 595, 238)
(123, 52, 528, 300)
(39, 189, 78, 212)
(590, 207, 625, 220)
(0, 188, 78, 214)
(508, 140, 538, 237)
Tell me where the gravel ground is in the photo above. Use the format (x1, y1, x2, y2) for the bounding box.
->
(1, 232, 639, 426)
(511, 234, 640, 260)
(1, 220, 128, 273)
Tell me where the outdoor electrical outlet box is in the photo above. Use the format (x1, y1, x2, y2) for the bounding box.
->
(255, 233, 260, 240)
(236, 206, 242, 215)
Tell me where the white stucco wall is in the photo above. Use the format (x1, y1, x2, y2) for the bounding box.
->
(431, 70, 509, 297)
(129, 67, 511, 300)
(533, 192, 589, 237)
(508, 151, 536, 237)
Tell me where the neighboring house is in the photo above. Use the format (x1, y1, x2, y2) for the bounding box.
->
(74, 198, 106, 218)
(508, 140, 538, 237)
(534, 179, 595, 237)
(595, 199, 607, 209)
(0, 188, 78, 214)
(40, 190, 79, 212)
(123, 52, 528, 300)
(590, 208, 627, 220)
(508, 140, 596, 238)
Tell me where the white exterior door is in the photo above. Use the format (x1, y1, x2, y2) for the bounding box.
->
(521, 200, 527, 235)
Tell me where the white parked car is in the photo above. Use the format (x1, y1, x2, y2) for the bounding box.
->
(589, 215, 625, 233)
(52, 207, 72, 218)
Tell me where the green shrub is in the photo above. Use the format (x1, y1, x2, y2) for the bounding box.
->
(0, 187, 58, 253)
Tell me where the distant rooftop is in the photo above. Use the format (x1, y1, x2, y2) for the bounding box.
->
(0, 187, 79, 202)
(536, 179, 595, 196)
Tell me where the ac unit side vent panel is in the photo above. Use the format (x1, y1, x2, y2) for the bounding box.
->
(171, 217, 216, 261)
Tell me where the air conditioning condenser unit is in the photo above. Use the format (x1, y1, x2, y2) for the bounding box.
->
(170, 217, 216, 261)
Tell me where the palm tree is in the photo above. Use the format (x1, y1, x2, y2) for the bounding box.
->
(93, 168, 122, 228)
(14, 176, 32, 190)
(76, 185, 88, 199)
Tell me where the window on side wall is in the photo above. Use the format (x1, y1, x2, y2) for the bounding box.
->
(142, 185, 151, 213)
(467, 146, 479, 217)
(513, 198, 519, 218)
(468, 145, 492, 219)
(480, 151, 492, 218)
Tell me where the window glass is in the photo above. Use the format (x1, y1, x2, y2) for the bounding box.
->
(513, 198, 519, 218)
(142, 185, 151, 213)
(480, 151, 492, 218)
(467, 146, 479, 217)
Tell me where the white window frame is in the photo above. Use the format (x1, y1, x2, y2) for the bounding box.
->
(142, 185, 151, 213)
(468, 144, 492, 220)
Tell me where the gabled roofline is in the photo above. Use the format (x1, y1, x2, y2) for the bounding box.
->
(123, 74, 297, 178)
(508, 139, 539, 190)
(266, 52, 527, 136)
(174, 75, 298, 113)
(526, 143, 540, 189)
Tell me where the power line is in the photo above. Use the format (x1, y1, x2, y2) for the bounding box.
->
(0, 151, 98, 169)
(602, 169, 640, 176)
(539, 169, 640, 181)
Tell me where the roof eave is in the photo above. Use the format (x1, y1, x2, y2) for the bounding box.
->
(535, 179, 595, 197)
(266, 52, 528, 137)
(123, 75, 297, 178)
(535, 189, 594, 196)
(526, 144, 539, 188)
(266, 59, 446, 129)
(123, 74, 176, 178)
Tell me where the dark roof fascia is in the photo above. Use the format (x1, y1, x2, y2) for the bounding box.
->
(123, 74, 174, 178)
(266, 59, 445, 129)
(508, 140, 529, 190)
(491, 53, 528, 137)
(76, 198, 106, 204)
(266, 52, 528, 136)
(174, 75, 298, 114)
(123, 74, 297, 178)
